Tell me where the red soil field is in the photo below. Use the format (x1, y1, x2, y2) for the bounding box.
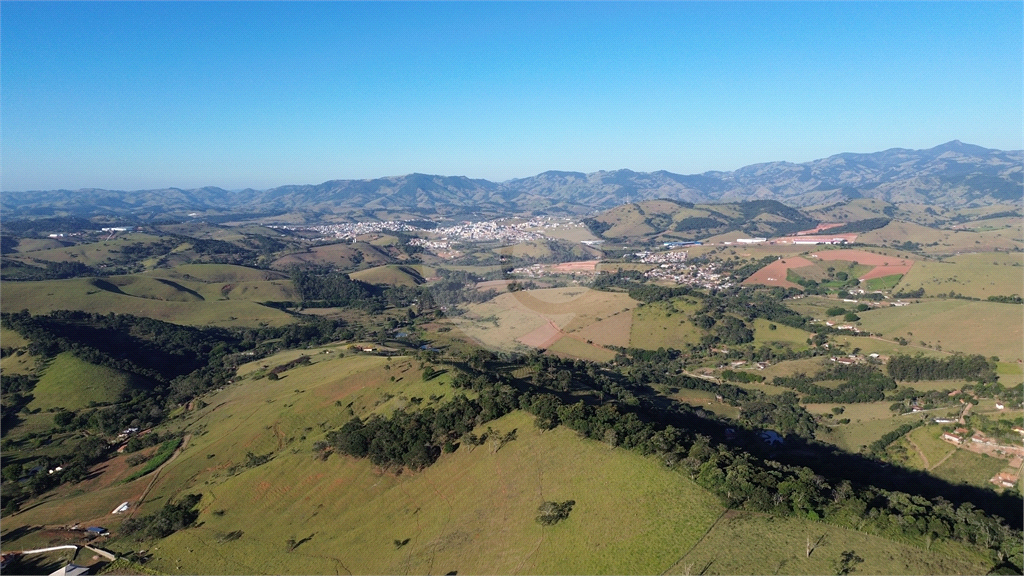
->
(551, 260, 599, 272)
(742, 256, 814, 289)
(811, 249, 915, 279)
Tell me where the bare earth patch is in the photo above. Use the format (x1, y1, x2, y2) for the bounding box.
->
(743, 256, 814, 289)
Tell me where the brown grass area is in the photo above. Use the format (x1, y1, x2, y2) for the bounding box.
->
(518, 321, 562, 348)
(475, 279, 511, 291)
(743, 256, 814, 288)
(550, 260, 599, 272)
(811, 249, 913, 267)
(573, 310, 633, 348)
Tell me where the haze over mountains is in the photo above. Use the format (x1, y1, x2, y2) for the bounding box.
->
(4, 141, 1021, 220)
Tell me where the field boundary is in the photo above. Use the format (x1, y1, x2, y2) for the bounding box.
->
(661, 508, 732, 575)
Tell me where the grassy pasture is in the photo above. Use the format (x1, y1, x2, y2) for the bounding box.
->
(864, 274, 904, 291)
(270, 242, 390, 270)
(79, 353, 728, 575)
(906, 425, 957, 470)
(996, 361, 1023, 386)
(1, 326, 30, 348)
(571, 309, 633, 348)
(350, 264, 424, 287)
(750, 318, 812, 352)
(894, 252, 1024, 299)
(930, 450, 1007, 490)
(1, 277, 296, 328)
(855, 300, 1023, 362)
(629, 300, 702, 350)
(809, 403, 922, 453)
(28, 352, 136, 412)
(5, 234, 167, 267)
(106, 275, 205, 302)
(154, 263, 289, 283)
(13, 237, 68, 253)
(670, 510, 988, 576)
(451, 287, 637, 353)
(545, 335, 616, 362)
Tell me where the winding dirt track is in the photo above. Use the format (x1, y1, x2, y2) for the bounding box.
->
(128, 433, 191, 519)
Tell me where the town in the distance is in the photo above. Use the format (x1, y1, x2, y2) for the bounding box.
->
(1, 142, 1022, 576)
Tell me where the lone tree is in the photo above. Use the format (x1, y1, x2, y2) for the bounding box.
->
(535, 500, 575, 526)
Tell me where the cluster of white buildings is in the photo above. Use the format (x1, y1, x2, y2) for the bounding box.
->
(643, 261, 735, 290)
(631, 250, 689, 264)
(285, 221, 423, 241)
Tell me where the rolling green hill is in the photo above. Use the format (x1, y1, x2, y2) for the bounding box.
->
(28, 352, 139, 412)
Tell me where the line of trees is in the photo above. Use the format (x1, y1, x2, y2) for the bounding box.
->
(887, 354, 996, 383)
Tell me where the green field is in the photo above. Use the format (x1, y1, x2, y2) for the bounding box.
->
(4, 234, 168, 267)
(930, 449, 1008, 490)
(905, 425, 957, 470)
(809, 403, 923, 453)
(350, 264, 425, 287)
(894, 252, 1024, 300)
(864, 273, 904, 291)
(629, 299, 702, 350)
(670, 510, 987, 576)
(855, 299, 1023, 362)
(750, 318, 812, 352)
(28, 352, 138, 412)
(1, 277, 296, 328)
(0, 353, 733, 574)
(1, 326, 30, 348)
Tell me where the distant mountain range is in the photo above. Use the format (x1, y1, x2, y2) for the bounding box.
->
(3, 141, 1021, 221)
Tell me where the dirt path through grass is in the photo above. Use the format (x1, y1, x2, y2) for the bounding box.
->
(128, 433, 191, 519)
(906, 436, 930, 469)
(929, 447, 958, 471)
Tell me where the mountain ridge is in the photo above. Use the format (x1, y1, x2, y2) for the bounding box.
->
(3, 141, 1020, 220)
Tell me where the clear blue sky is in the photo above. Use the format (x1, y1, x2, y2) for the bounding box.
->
(2, 2, 1021, 191)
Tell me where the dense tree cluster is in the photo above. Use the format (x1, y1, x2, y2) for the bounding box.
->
(121, 494, 202, 540)
(773, 364, 897, 404)
(987, 295, 1023, 304)
(888, 354, 996, 383)
(291, 267, 381, 309)
(826, 218, 892, 234)
(721, 369, 765, 383)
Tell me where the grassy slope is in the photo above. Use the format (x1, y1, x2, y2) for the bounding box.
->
(350, 265, 424, 287)
(4, 234, 167, 267)
(28, 352, 136, 412)
(1, 277, 295, 328)
(670, 511, 987, 576)
(930, 450, 1008, 490)
(121, 354, 724, 575)
(895, 252, 1024, 299)
(855, 300, 1023, 362)
(451, 288, 636, 353)
(629, 299, 701, 350)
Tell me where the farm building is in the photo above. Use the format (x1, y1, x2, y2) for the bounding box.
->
(991, 472, 1019, 489)
(49, 564, 90, 576)
(941, 432, 963, 445)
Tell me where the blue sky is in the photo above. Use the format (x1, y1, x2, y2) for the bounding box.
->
(2, 2, 1021, 191)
